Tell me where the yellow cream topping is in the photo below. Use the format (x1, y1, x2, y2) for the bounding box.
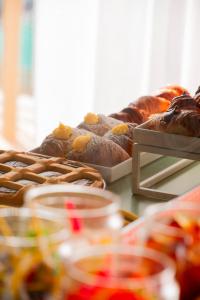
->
(112, 124, 129, 135)
(84, 113, 99, 125)
(52, 123, 72, 139)
(72, 135, 91, 152)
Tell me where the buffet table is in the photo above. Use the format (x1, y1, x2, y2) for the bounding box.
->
(108, 156, 200, 215)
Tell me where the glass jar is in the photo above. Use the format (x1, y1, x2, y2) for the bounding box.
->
(0, 207, 69, 300)
(138, 202, 200, 300)
(66, 245, 179, 300)
(25, 184, 123, 247)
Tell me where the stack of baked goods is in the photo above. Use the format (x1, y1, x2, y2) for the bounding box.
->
(149, 86, 200, 137)
(109, 84, 188, 123)
(33, 85, 188, 167)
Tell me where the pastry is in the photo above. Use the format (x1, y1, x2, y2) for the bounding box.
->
(67, 134, 130, 167)
(169, 93, 199, 112)
(109, 106, 144, 124)
(33, 123, 94, 157)
(34, 124, 130, 166)
(0, 150, 105, 206)
(129, 96, 170, 120)
(162, 85, 189, 96)
(78, 113, 122, 136)
(155, 85, 189, 101)
(149, 108, 200, 137)
(120, 209, 138, 226)
(193, 86, 200, 108)
(104, 123, 137, 155)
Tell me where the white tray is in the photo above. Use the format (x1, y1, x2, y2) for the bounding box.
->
(132, 120, 197, 200)
(134, 121, 200, 155)
(86, 152, 161, 183)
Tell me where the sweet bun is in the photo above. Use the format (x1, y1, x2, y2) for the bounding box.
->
(78, 113, 122, 136)
(33, 123, 94, 157)
(67, 134, 130, 167)
(104, 123, 137, 155)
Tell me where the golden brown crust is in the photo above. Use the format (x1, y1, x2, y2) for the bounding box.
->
(169, 93, 199, 112)
(0, 150, 105, 206)
(120, 209, 138, 226)
(162, 85, 189, 96)
(67, 135, 130, 167)
(129, 96, 170, 119)
(154, 85, 189, 101)
(110, 107, 144, 124)
(78, 114, 122, 136)
(150, 108, 200, 137)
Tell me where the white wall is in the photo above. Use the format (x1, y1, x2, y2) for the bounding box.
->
(94, 0, 151, 115)
(34, 0, 99, 143)
(33, 0, 200, 145)
(93, 0, 190, 114)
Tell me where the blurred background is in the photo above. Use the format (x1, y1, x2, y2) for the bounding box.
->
(1, 0, 200, 150)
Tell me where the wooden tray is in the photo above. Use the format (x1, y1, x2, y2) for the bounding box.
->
(132, 120, 197, 200)
(134, 120, 200, 156)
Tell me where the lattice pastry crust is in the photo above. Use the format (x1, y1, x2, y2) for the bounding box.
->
(0, 150, 104, 206)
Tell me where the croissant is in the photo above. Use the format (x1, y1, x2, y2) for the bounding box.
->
(193, 86, 200, 108)
(169, 93, 199, 112)
(67, 134, 130, 167)
(149, 108, 200, 137)
(155, 85, 189, 101)
(129, 96, 170, 120)
(109, 106, 144, 124)
(33, 123, 95, 157)
(162, 85, 189, 96)
(104, 123, 137, 156)
(78, 113, 122, 136)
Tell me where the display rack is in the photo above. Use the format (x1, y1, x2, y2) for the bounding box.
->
(132, 121, 197, 200)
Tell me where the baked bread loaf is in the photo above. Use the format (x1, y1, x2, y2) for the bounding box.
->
(104, 123, 137, 155)
(0, 150, 105, 206)
(67, 134, 130, 167)
(149, 108, 200, 137)
(78, 113, 122, 136)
